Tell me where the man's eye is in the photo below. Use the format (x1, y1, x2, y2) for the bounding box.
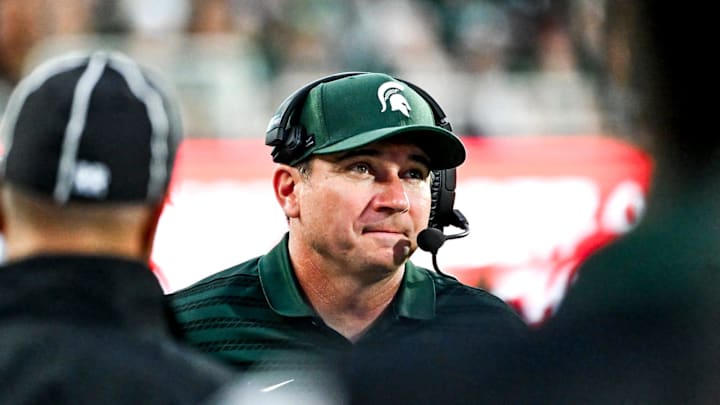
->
(407, 168, 427, 180)
(350, 163, 371, 174)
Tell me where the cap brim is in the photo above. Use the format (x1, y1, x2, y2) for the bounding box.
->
(312, 125, 466, 170)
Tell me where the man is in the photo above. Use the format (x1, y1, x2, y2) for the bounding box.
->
(169, 72, 527, 377)
(0, 51, 232, 403)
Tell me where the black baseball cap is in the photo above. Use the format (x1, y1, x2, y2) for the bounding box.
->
(0, 50, 182, 204)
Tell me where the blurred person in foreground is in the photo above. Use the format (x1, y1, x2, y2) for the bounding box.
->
(0, 51, 232, 403)
(475, 2, 720, 404)
(168, 72, 527, 391)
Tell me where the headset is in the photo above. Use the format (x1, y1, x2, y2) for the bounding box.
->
(265, 72, 469, 275)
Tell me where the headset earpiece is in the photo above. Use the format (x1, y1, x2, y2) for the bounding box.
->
(429, 168, 457, 231)
(265, 92, 314, 165)
(269, 125, 315, 164)
(265, 72, 366, 165)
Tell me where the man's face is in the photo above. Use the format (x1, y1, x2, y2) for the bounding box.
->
(292, 139, 433, 275)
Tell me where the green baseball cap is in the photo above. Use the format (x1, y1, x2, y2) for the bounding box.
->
(285, 73, 466, 169)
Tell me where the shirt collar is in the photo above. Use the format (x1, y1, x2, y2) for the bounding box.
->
(396, 261, 436, 320)
(259, 233, 436, 320)
(258, 234, 315, 317)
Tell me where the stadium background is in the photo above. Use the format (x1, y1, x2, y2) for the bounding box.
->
(0, 0, 647, 324)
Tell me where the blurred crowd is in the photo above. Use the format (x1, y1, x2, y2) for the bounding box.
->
(0, 0, 636, 141)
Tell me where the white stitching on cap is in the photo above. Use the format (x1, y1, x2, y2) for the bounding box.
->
(54, 52, 108, 203)
(107, 52, 171, 202)
(0, 52, 90, 175)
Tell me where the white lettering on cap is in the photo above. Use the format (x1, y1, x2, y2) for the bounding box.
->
(72, 160, 110, 198)
(377, 81, 412, 118)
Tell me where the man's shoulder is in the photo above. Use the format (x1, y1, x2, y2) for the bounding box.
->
(168, 256, 263, 300)
(420, 266, 503, 302)
(418, 267, 526, 328)
(166, 255, 271, 332)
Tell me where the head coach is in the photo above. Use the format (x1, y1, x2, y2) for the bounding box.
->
(169, 72, 527, 383)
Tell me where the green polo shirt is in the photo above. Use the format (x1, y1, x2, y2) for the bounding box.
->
(168, 233, 526, 372)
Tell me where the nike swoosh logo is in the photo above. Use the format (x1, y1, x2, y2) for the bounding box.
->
(260, 378, 295, 393)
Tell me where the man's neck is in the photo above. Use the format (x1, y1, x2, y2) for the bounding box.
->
(4, 228, 147, 263)
(291, 250, 405, 342)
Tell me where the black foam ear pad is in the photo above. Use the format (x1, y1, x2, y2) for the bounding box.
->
(266, 72, 367, 164)
(429, 169, 457, 230)
(271, 126, 313, 164)
(429, 170, 443, 229)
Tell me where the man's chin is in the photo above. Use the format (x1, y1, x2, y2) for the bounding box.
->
(362, 250, 411, 275)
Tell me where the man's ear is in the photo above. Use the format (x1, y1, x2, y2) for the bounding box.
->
(273, 165, 301, 219)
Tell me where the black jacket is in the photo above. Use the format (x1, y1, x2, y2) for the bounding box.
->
(0, 255, 233, 404)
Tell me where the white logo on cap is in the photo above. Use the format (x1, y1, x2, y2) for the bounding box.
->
(377, 81, 412, 118)
(72, 160, 110, 198)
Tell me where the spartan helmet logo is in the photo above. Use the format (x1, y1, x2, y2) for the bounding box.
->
(377, 81, 412, 118)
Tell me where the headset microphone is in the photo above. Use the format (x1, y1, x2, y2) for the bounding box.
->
(417, 209, 470, 276)
(417, 228, 447, 254)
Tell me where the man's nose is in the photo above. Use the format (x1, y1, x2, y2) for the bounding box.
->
(375, 176, 410, 213)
